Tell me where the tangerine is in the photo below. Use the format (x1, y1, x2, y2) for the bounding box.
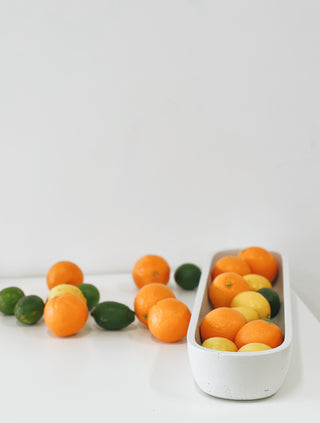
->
(234, 319, 283, 349)
(200, 307, 246, 342)
(208, 272, 250, 308)
(134, 283, 175, 326)
(212, 256, 251, 279)
(47, 261, 84, 290)
(43, 293, 88, 337)
(147, 298, 191, 343)
(132, 255, 170, 289)
(238, 247, 278, 282)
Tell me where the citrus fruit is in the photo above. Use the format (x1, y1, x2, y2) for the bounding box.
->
(202, 337, 238, 352)
(46, 261, 84, 289)
(231, 291, 271, 319)
(238, 343, 272, 352)
(234, 319, 283, 349)
(132, 255, 170, 289)
(91, 301, 135, 330)
(243, 274, 272, 291)
(78, 283, 100, 311)
(147, 298, 191, 343)
(212, 256, 251, 279)
(200, 307, 246, 342)
(258, 288, 281, 318)
(174, 263, 201, 290)
(134, 283, 175, 326)
(238, 247, 278, 282)
(231, 306, 259, 322)
(44, 293, 88, 337)
(47, 284, 87, 304)
(14, 295, 45, 325)
(0, 287, 25, 315)
(208, 272, 250, 308)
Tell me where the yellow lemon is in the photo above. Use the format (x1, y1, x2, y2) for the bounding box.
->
(202, 337, 238, 352)
(243, 274, 272, 291)
(238, 343, 272, 352)
(231, 306, 259, 322)
(231, 291, 271, 319)
(47, 284, 87, 303)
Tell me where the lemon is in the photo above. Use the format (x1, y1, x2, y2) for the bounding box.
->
(47, 284, 87, 303)
(243, 274, 272, 291)
(238, 343, 272, 352)
(202, 337, 238, 352)
(231, 291, 271, 319)
(231, 306, 259, 322)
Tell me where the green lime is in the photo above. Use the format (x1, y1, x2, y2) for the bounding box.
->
(78, 283, 100, 311)
(0, 287, 25, 315)
(258, 288, 281, 318)
(14, 295, 45, 325)
(91, 301, 135, 330)
(174, 263, 201, 290)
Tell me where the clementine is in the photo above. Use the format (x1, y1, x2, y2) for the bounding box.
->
(238, 247, 278, 282)
(200, 307, 246, 342)
(234, 319, 283, 349)
(43, 293, 88, 337)
(47, 261, 84, 290)
(147, 298, 191, 343)
(208, 272, 250, 308)
(134, 283, 175, 326)
(212, 256, 251, 279)
(132, 255, 170, 288)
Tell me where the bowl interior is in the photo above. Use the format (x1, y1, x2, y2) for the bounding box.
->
(193, 249, 286, 347)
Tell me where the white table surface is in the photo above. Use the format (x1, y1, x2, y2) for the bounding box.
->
(1, 273, 319, 422)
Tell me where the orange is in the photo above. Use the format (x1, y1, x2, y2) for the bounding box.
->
(147, 298, 191, 343)
(132, 255, 170, 288)
(238, 247, 278, 282)
(43, 293, 88, 337)
(134, 283, 175, 326)
(200, 307, 246, 342)
(234, 319, 283, 349)
(212, 256, 251, 279)
(208, 272, 250, 308)
(47, 261, 84, 290)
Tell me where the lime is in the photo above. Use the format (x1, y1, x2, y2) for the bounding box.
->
(91, 301, 135, 330)
(78, 283, 100, 311)
(231, 306, 259, 322)
(243, 274, 272, 291)
(231, 291, 271, 319)
(258, 288, 281, 318)
(174, 263, 201, 290)
(238, 343, 272, 352)
(47, 284, 87, 304)
(202, 337, 238, 352)
(0, 287, 25, 315)
(14, 295, 45, 325)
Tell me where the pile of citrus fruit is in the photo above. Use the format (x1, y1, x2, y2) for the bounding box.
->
(200, 246, 283, 352)
(132, 254, 201, 342)
(0, 260, 135, 336)
(0, 255, 201, 341)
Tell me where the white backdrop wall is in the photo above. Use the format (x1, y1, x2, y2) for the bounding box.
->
(0, 0, 319, 312)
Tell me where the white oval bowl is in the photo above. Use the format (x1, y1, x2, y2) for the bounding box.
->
(187, 249, 292, 400)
